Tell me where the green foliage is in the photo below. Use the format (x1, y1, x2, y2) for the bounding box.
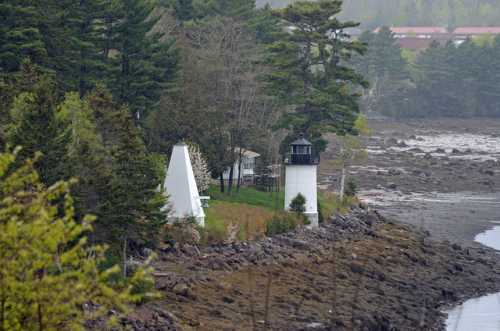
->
(265, 213, 298, 236)
(87, 88, 167, 249)
(56, 91, 111, 219)
(0, 1, 46, 74)
(6, 74, 167, 252)
(289, 193, 306, 214)
(352, 27, 410, 115)
(345, 178, 358, 197)
(267, 0, 367, 153)
(365, 36, 500, 118)
(0, 150, 157, 330)
(174, 0, 195, 21)
(106, 0, 180, 122)
(6, 74, 68, 186)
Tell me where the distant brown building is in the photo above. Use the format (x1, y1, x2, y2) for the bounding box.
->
(374, 26, 448, 38)
(373, 26, 450, 51)
(374, 26, 500, 51)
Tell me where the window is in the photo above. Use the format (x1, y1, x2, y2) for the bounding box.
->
(243, 157, 254, 169)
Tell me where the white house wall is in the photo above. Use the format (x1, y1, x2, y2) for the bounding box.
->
(222, 159, 256, 180)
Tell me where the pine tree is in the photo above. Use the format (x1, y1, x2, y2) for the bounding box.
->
(87, 88, 167, 259)
(0, 150, 156, 331)
(267, 0, 367, 152)
(31, 0, 113, 94)
(107, 0, 180, 122)
(6, 74, 68, 186)
(174, 0, 195, 21)
(353, 27, 410, 116)
(71, 0, 111, 96)
(56, 92, 112, 221)
(0, 1, 47, 75)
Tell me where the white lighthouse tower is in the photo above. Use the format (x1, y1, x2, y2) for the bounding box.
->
(284, 135, 319, 228)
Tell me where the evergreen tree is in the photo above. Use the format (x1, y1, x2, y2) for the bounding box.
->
(71, 0, 111, 96)
(0, 149, 156, 330)
(107, 0, 180, 122)
(0, 1, 46, 75)
(87, 88, 166, 257)
(174, 0, 195, 21)
(353, 27, 410, 116)
(6, 74, 68, 186)
(267, 0, 367, 152)
(56, 92, 112, 221)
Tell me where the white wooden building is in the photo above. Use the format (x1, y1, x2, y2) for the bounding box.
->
(223, 148, 260, 183)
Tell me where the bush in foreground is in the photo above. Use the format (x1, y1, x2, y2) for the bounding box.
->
(0, 150, 156, 330)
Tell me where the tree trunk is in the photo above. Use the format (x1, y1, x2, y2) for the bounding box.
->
(236, 149, 244, 192)
(37, 302, 43, 331)
(340, 166, 346, 201)
(228, 164, 234, 194)
(0, 296, 5, 331)
(122, 237, 128, 279)
(219, 173, 225, 193)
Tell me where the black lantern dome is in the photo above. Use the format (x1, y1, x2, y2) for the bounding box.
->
(285, 134, 319, 165)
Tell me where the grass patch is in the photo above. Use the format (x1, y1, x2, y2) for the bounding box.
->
(203, 201, 274, 244)
(318, 190, 359, 220)
(207, 186, 284, 211)
(202, 186, 358, 243)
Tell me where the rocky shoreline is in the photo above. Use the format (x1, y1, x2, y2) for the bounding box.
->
(116, 206, 500, 330)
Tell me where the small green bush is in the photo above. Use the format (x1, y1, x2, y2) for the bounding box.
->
(289, 193, 306, 213)
(345, 178, 358, 197)
(266, 213, 298, 236)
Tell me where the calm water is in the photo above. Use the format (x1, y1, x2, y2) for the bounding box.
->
(445, 226, 500, 331)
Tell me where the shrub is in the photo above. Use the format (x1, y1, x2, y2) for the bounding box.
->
(289, 193, 306, 213)
(266, 213, 299, 236)
(345, 178, 358, 197)
(163, 217, 201, 247)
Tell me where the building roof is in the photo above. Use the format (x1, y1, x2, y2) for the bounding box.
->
(234, 147, 260, 159)
(453, 27, 500, 35)
(291, 137, 312, 146)
(396, 38, 435, 50)
(374, 26, 448, 34)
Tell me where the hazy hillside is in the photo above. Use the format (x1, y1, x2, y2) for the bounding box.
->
(258, 0, 500, 28)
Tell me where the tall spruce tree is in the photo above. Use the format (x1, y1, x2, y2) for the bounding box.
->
(174, 0, 195, 21)
(31, 0, 113, 94)
(0, 1, 47, 75)
(56, 92, 112, 221)
(267, 0, 367, 152)
(6, 73, 68, 186)
(106, 0, 179, 123)
(71, 0, 111, 96)
(87, 88, 166, 258)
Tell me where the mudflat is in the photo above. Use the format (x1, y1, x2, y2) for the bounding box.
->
(321, 118, 500, 246)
